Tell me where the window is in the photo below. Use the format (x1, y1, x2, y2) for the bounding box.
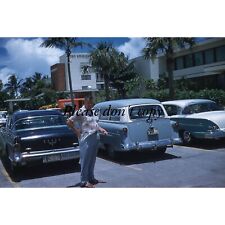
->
(182, 102, 221, 115)
(184, 54, 193, 68)
(175, 57, 184, 70)
(82, 86, 89, 90)
(14, 115, 66, 130)
(216, 46, 225, 62)
(204, 49, 215, 64)
(97, 84, 104, 90)
(99, 108, 110, 121)
(163, 105, 182, 116)
(194, 52, 204, 66)
(129, 105, 165, 120)
(81, 75, 91, 80)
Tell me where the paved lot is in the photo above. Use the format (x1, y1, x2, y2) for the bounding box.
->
(1, 140, 225, 188)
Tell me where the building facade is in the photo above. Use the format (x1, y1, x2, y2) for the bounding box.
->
(51, 53, 104, 97)
(132, 38, 225, 89)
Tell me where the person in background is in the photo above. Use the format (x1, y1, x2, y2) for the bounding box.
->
(67, 96, 108, 188)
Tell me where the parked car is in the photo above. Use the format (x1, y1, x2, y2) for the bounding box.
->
(0, 111, 7, 128)
(94, 98, 180, 158)
(162, 99, 225, 144)
(0, 110, 80, 173)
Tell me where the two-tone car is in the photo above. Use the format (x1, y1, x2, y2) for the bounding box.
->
(94, 98, 180, 159)
(162, 99, 225, 144)
(0, 110, 80, 173)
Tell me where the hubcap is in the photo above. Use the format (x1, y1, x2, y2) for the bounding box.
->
(183, 131, 191, 143)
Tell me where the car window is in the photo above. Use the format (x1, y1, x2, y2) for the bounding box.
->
(129, 105, 165, 120)
(14, 115, 66, 130)
(183, 102, 222, 115)
(99, 108, 110, 121)
(163, 104, 181, 116)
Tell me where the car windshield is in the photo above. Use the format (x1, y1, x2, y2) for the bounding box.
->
(182, 102, 222, 115)
(14, 115, 66, 130)
(0, 114, 6, 119)
(129, 105, 165, 120)
(163, 104, 182, 116)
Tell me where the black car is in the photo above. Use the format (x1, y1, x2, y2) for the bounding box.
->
(0, 110, 79, 173)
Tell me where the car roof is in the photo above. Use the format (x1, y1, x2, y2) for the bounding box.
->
(12, 110, 61, 121)
(94, 98, 161, 108)
(162, 99, 215, 108)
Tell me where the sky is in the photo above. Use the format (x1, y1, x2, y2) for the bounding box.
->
(0, 37, 146, 84)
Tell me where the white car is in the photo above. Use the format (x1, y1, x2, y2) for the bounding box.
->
(0, 111, 7, 127)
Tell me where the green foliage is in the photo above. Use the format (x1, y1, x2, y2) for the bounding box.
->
(90, 42, 138, 100)
(4, 74, 23, 98)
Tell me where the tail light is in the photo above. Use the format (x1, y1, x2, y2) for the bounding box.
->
(14, 136, 21, 151)
(172, 121, 179, 129)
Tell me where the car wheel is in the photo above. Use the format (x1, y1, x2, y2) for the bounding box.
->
(5, 147, 21, 177)
(107, 146, 119, 160)
(181, 130, 192, 145)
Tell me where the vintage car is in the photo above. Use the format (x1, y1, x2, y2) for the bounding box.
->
(94, 98, 180, 158)
(162, 99, 225, 144)
(0, 110, 79, 173)
(0, 112, 7, 128)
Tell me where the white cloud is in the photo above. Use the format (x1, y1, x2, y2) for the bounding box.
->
(0, 38, 64, 83)
(117, 38, 146, 59)
(0, 67, 15, 84)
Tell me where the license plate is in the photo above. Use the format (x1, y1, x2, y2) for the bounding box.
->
(43, 154, 61, 163)
(43, 152, 79, 163)
(147, 127, 158, 136)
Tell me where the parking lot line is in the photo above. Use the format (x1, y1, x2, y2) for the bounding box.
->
(125, 165, 143, 171)
(174, 145, 217, 152)
(0, 164, 20, 188)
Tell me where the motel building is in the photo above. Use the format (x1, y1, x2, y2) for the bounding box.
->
(51, 53, 104, 99)
(131, 38, 225, 89)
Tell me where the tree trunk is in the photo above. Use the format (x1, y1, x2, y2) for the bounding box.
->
(166, 40, 175, 100)
(66, 49, 75, 109)
(166, 56, 175, 99)
(104, 74, 110, 101)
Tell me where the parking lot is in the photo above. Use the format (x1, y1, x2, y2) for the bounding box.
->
(1, 140, 225, 188)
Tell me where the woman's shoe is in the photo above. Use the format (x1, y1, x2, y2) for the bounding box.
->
(80, 182, 95, 188)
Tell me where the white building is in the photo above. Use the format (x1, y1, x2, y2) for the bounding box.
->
(59, 53, 105, 91)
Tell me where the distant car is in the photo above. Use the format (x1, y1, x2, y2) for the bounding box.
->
(0, 110, 80, 173)
(94, 98, 180, 159)
(162, 99, 225, 144)
(0, 112, 7, 127)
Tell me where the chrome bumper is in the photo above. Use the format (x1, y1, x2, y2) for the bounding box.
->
(11, 147, 80, 165)
(203, 130, 225, 139)
(121, 139, 173, 151)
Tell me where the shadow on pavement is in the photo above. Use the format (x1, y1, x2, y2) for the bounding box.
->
(1, 158, 80, 183)
(181, 139, 225, 150)
(98, 149, 181, 165)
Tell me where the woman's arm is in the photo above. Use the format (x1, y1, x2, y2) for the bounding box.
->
(67, 119, 81, 139)
(98, 126, 108, 135)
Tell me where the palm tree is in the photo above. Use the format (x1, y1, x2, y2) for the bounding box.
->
(40, 38, 90, 108)
(90, 42, 115, 100)
(110, 52, 137, 98)
(5, 74, 23, 98)
(143, 38, 195, 99)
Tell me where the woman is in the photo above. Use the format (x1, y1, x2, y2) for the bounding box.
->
(67, 96, 108, 188)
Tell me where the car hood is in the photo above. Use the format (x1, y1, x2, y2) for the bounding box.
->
(186, 111, 225, 128)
